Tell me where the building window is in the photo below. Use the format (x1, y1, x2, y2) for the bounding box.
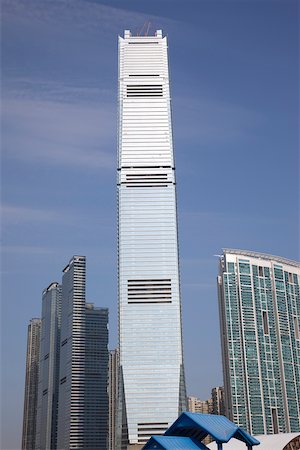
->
(271, 408, 278, 434)
(294, 316, 299, 340)
(263, 311, 269, 335)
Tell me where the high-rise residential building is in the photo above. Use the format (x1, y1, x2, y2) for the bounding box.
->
(187, 396, 213, 415)
(187, 396, 213, 444)
(218, 249, 300, 436)
(211, 386, 225, 416)
(85, 303, 109, 450)
(117, 29, 186, 449)
(109, 348, 119, 450)
(57, 256, 109, 450)
(57, 255, 86, 449)
(36, 282, 61, 450)
(22, 318, 42, 450)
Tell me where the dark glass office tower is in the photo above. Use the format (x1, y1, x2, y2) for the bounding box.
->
(109, 348, 119, 450)
(35, 282, 61, 450)
(22, 318, 41, 450)
(85, 303, 109, 450)
(57, 256, 86, 450)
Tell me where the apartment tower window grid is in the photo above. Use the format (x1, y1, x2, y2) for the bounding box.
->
(109, 348, 119, 450)
(84, 304, 109, 450)
(22, 318, 42, 450)
(35, 282, 61, 450)
(117, 30, 186, 448)
(57, 256, 86, 450)
(218, 249, 300, 436)
(211, 386, 225, 416)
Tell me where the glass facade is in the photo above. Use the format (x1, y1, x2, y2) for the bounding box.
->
(109, 349, 119, 450)
(57, 256, 87, 449)
(36, 282, 61, 450)
(35, 257, 109, 450)
(117, 30, 186, 448)
(85, 304, 109, 449)
(218, 249, 300, 435)
(22, 318, 41, 450)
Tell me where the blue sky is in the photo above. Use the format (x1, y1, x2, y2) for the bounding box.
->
(1, 0, 299, 448)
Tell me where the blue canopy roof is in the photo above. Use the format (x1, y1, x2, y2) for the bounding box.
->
(142, 435, 209, 449)
(165, 413, 260, 446)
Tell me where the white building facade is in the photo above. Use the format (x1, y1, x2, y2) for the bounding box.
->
(218, 249, 300, 436)
(117, 30, 186, 449)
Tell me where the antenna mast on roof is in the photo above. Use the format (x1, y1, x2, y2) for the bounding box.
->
(137, 21, 151, 36)
(137, 22, 146, 36)
(145, 21, 151, 36)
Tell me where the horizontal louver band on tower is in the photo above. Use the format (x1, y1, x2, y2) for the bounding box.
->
(126, 85, 163, 97)
(128, 42, 159, 45)
(128, 74, 160, 77)
(137, 423, 168, 443)
(127, 279, 172, 303)
(122, 173, 173, 188)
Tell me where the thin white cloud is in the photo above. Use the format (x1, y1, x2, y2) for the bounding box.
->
(2, 204, 64, 223)
(1, 204, 114, 231)
(173, 94, 263, 143)
(4, 78, 112, 104)
(3, 95, 115, 169)
(2, 245, 56, 255)
(2, 0, 178, 35)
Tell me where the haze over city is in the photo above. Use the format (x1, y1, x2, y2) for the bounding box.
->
(1, 1, 298, 449)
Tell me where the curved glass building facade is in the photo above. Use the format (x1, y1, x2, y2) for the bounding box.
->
(117, 29, 186, 449)
(218, 249, 300, 436)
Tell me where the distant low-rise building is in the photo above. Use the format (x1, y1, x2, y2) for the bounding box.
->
(211, 386, 225, 416)
(187, 396, 213, 443)
(188, 396, 213, 415)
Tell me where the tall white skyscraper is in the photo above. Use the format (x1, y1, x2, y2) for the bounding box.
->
(117, 30, 186, 449)
(218, 249, 300, 436)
